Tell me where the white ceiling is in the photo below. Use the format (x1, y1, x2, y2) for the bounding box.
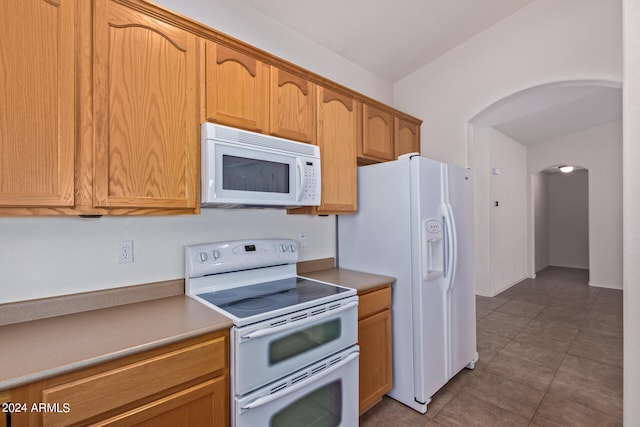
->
(239, 0, 622, 145)
(238, 0, 537, 82)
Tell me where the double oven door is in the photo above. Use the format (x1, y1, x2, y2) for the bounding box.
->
(232, 296, 358, 395)
(235, 346, 359, 427)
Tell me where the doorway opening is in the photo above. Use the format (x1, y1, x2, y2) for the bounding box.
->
(533, 165, 589, 283)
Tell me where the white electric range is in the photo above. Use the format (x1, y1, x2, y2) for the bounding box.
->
(185, 238, 359, 427)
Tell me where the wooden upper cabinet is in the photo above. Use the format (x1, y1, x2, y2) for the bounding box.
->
(270, 67, 316, 143)
(360, 104, 394, 162)
(93, 0, 199, 210)
(289, 87, 358, 215)
(394, 117, 421, 158)
(0, 0, 75, 207)
(316, 87, 359, 213)
(206, 42, 269, 133)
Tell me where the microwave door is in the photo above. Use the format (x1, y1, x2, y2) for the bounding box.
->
(223, 155, 290, 194)
(213, 144, 298, 205)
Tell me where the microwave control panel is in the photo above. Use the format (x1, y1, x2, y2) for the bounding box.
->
(301, 160, 321, 205)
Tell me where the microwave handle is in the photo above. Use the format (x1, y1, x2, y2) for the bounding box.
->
(296, 158, 305, 202)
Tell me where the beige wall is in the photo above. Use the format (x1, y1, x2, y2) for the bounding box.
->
(528, 121, 623, 289)
(474, 128, 528, 296)
(393, 0, 622, 168)
(0, 1, 391, 304)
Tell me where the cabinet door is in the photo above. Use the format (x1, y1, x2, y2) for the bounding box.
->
(206, 42, 269, 133)
(270, 67, 315, 143)
(93, 0, 199, 209)
(361, 104, 394, 162)
(0, 0, 75, 207)
(394, 117, 421, 158)
(358, 286, 392, 414)
(316, 87, 359, 213)
(97, 376, 228, 427)
(358, 309, 392, 414)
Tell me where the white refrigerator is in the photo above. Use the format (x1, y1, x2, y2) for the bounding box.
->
(338, 154, 477, 414)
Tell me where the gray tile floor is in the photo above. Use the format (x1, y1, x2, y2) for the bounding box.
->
(359, 267, 623, 426)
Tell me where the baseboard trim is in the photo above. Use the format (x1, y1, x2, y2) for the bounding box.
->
(588, 281, 623, 290)
(480, 275, 529, 298)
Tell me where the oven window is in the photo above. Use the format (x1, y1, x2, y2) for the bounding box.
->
(270, 381, 342, 427)
(222, 155, 290, 193)
(269, 319, 341, 365)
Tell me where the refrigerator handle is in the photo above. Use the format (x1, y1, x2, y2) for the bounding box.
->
(443, 215, 449, 278)
(442, 205, 456, 283)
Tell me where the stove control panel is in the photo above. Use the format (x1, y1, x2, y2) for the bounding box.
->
(186, 238, 298, 278)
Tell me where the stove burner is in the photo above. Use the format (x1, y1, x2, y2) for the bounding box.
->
(280, 286, 328, 298)
(227, 296, 274, 312)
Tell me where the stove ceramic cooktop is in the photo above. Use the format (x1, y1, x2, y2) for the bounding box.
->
(196, 276, 351, 319)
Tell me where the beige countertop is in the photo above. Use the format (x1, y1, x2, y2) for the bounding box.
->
(300, 268, 396, 293)
(0, 295, 232, 391)
(0, 266, 392, 392)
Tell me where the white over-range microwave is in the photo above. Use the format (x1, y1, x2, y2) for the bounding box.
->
(201, 123, 321, 208)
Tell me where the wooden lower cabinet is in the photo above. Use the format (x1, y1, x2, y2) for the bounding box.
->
(8, 331, 229, 427)
(95, 377, 226, 426)
(358, 285, 393, 414)
(0, 390, 9, 427)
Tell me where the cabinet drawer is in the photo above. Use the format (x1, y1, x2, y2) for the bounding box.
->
(94, 376, 227, 427)
(358, 286, 391, 319)
(42, 336, 226, 426)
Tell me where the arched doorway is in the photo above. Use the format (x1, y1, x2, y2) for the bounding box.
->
(469, 80, 621, 296)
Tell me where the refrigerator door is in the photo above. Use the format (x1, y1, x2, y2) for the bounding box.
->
(338, 157, 419, 411)
(338, 155, 476, 414)
(445, 164, 477, 377)
(411, 157, 448, 404)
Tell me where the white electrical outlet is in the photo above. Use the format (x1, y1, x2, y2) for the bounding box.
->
(299, 232, 307, 249)
(118, 240, 134, 264)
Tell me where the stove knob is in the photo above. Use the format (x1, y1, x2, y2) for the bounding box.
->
(280, 244, 287, 253)
(199, 252, 208, 263)
(212, 250, 220, 259)
(289, 244, 296, 252)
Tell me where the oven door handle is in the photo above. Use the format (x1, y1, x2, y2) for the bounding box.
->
(240, 300, 358, 340)
(240, 351, 359, 410)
